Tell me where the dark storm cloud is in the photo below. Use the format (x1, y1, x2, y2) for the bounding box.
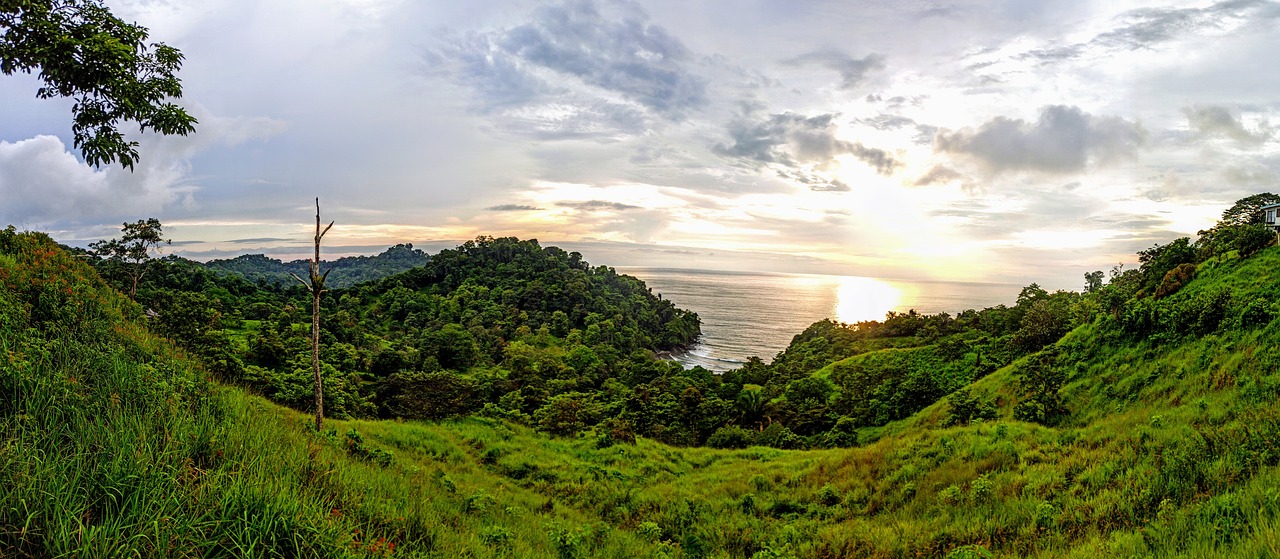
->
(430, 0, 705, 119)
(486, 204, 543, 211)
(559, 200, 640, 211)
(786, 50, 886, 90)
(714, 112, 901, 189)
(935, 105, 1145, 174)
(1184, 105, 1274, 145)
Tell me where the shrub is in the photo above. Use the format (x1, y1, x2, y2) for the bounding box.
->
(970, 474, 995, 504)
(637, 521, 662, 542)
(816, 484, 842, 506)
(1153, 263, 1196, 299)
(1238, 297, 1274, 329)
(1034, 501, 1058, 529)
(464, 491, 496, 514)
(707, 425, 755, 449)
(938, 485, 963, 506)
(945, 388, 996, 426)
(344, 429, 393, 467)
(1013, 348, 1066, 425)
(757, 423, 804, 450)
(533, 392, 601, 436)
(480, 525, 513, 549)
(750, 474, 771, 492)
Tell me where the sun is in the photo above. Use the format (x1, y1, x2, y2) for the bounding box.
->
(834, 276, 904, 324)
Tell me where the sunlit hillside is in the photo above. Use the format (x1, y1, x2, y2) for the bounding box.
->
(6, 223, 1280, 557)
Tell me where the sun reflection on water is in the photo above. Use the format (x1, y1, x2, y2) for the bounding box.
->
(834, 276, 904, 324)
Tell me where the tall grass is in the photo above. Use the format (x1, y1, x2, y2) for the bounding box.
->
(6, 228, 1280, 557)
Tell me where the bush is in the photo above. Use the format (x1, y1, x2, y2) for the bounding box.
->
(377, 370, 481, 420)
(757, 423, 804, 450)
(533, 392, 602, 436)
(595, 417, 636, 447)
(816, 484, 841, 506)
(945, 388, 996, 426)
(938, 485, 963, 506)
(819, 416, 859, 447)
(969, 474, 995, 504)
(1238, 297, 1275, 329)
(707, 425, 755, 449)
(1153, 263, 1196, 299)
(344, 428, 393, 467)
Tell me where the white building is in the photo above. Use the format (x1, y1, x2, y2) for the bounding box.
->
(1263, 203, 1280, 232)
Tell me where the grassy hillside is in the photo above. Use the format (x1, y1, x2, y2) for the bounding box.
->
(0, 228, 666, 557)
(8, 225, 1280, 557)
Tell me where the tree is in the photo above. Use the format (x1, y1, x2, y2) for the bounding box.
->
(1219, 192, 1280, 227)
(1084, 270, 1104, 293)
(292, 198, 333, 432)
(89, 218, 168, 297)
(1013, 348, 1066, 425)
(1137, 237, 1196, 294)
(1, 0, 196, 168)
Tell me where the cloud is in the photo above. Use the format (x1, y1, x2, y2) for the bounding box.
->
(1017, 0, 1280, 65)
(776, 169, 850, 192)
(486, 204, 543, 211)
(714, 112, 901, 190)
(0, 135, 189, 226)
(429, 0, 706, 126)
(559, 200, 640, 211)
(0, 105, 286, 227)
(848, 143, 899, 176)
(786, 50, 886, 89)
(935, 105, 1145, 174)
(1184, 105, 1273, 145)
(913, 165, 967, 186)
(491, 100, 650, 140)
(860, 114, 917, 130)
(225, 237, 294, 244)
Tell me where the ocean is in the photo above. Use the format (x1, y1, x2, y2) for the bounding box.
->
(618, 267, 1024, 373)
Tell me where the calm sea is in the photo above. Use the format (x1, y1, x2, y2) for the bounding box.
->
(618, 267, 1023, 372)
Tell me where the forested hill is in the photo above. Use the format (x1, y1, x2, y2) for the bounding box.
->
(202, 242, 429, 288)
(368, 236, 700, 350)
(87, 234, 706, 443)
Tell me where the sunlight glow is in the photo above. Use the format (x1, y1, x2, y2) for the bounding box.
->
(834, 276, 903, 324)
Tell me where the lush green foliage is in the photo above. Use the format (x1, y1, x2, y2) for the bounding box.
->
(90, 218, 169, 297)
(1, 227, 673, 557)
(0, 0, 196, 168)
(203, 243, 432, 289)
(11, 194, 1280, 557)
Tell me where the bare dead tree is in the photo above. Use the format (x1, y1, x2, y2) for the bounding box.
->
(292, 198, 333, 431)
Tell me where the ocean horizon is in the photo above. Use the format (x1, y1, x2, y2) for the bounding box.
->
(617, 267, 1027, 373)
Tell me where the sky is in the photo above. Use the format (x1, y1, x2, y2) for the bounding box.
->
(2, 0, 1279, 289)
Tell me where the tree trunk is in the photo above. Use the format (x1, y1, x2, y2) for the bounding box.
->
(311, 278, 322, 431)
(294, 198, 333, 432)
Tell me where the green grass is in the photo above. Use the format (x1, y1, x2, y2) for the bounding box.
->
(6, 228, 1280, 557)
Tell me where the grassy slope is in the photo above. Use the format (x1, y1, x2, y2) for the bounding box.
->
(7, 230, 1280, 558)
(0, 231, 662, 558)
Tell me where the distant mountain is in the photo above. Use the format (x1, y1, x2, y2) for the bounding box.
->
(202, 243, 430, 288)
